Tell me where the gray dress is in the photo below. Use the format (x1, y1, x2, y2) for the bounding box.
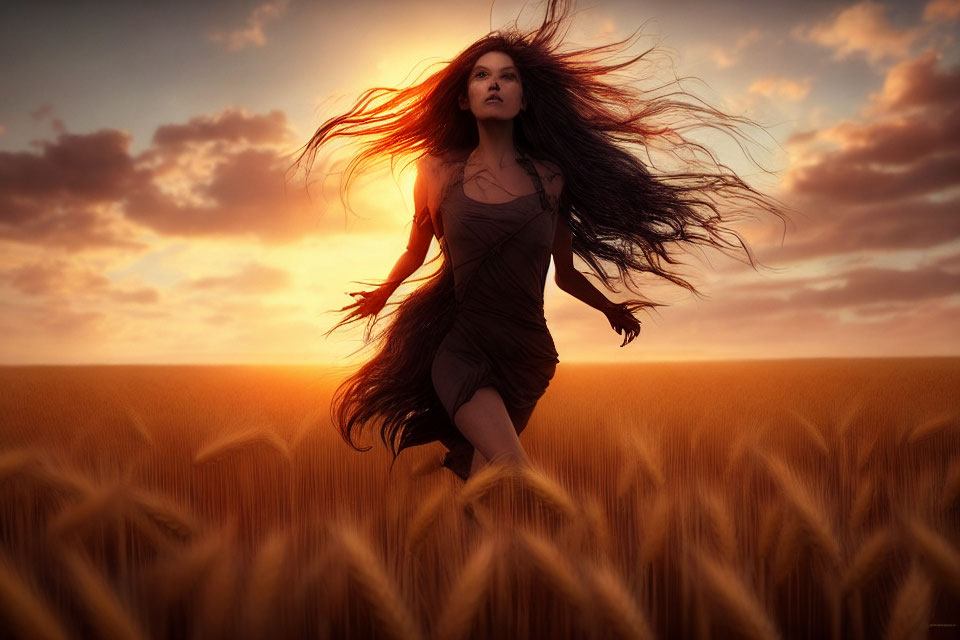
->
(419, 155, 560, 479)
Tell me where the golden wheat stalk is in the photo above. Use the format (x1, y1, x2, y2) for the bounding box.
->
(883, 562, 933, 640)
(0, 448, 93, 498)
(46, 483, 126, 542)
(835, 397, 864, 440)
(625, 429, 666, 489)
(615, 455, 640, 499)
(772, 512, 801, 586)
(941, 460, 960, 511)
(126, 486, 199, 543)
(0, 448, 49, 482)
(698, 485, 738, 563)
(581, 493, 614, 559)
(289, 406, 327, 453)
(855, 432, 879, 472)
(0, 551, 70, 640)
(841, 526, 896, 595)
(59, 548, 148, 640)
(242, 529, 290, 637)
(691, 547, 782, 640)
(456, 460, 514, 507)
(119, 401, 154, 447)
(150, 524, 228, 605)
(332, 522, 424, 640)
(193, 426, 292, 465)
(515, 527, 593, 616)
(787, 409, 830, 455)
(905, 412, 956, 445)
(904, 518, 960, 601)
(432, 536, 498, 640)
(518, 465, 579, 520)
(639, 491, 672, 564)
(584, 559, 656, 640)
(849, 476, 875, 532)
(757, 503, 782, 559)
(192, 521, 241, 638)
(758, 451, 841, 568)
(724, 429, 762, 481)
(406, 484, 448, 552)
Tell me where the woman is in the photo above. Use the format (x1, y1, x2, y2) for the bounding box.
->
(289, 0, 789, 482)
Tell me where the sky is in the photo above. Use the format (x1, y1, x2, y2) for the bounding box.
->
(0, 0, 958, 365)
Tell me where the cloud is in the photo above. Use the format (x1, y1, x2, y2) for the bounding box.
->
(206, 0, 289, 52)
(0, 258, 159, 304)
(778, 52, 960, 261)
(762, 194, 960, 259)
(28, 103, 66, 134)
(124, 146, 326, 243)
(867, 50, 960, 113)
(150, 107, 291, 151)
(0, 129, 149, 251)
(709, 28, 763, 69)
(748, 75, 813, 101)
(795, 1, 919, 64)
(0, 106, 342, 250)
(2, 259, 108, 296)
(924, 0, 960, 22)
(184, 261, 291, 294)
(730, 263, 960, 311)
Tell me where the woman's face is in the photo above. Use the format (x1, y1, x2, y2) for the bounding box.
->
(460, 50, 526, 120)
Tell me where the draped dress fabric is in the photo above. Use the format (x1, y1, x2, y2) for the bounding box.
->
(419, 155, 560, 480)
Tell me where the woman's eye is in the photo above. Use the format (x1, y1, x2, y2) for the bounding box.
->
(474, 71, 517, 79)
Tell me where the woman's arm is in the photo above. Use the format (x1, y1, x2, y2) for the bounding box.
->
(551, 212, 612, 313)
(552, 208, 642, 347)
(340, 157, 435, 319)
(382, 156, 435, 293)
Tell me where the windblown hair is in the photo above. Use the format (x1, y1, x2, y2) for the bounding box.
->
(288, 0, 790, 472)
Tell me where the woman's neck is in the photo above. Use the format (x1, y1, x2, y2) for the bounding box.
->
(471, 118, 520, 168)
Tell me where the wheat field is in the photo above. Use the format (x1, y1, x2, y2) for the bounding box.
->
(0, 358, 957, 639)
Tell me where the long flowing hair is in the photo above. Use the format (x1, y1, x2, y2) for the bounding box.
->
(287, 0, 791, 471)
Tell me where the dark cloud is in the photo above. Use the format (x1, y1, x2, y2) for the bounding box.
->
(789, 152, 960, 203)
(124, 147, 325, 242)
(762, 195, 960, 261)
(0, 107, 344, 250)
(874, 50, 960, 113)
(150, 107, 291, 150)
(780, 52, 960, 260)
(676, 262, 960, 326)
(0, 129, 149, 251)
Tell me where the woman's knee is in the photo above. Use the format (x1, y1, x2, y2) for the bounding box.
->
(453, 386, 525, 461)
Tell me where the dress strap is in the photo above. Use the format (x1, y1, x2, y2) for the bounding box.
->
(515, 151, 550, 211)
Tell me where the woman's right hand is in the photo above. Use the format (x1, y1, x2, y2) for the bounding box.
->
(339, 286, 391, 321)
(603, 300, 642, 347)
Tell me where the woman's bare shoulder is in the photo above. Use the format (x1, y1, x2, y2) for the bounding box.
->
(418, 150, 464, 182)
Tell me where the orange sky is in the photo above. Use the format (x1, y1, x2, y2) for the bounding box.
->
(1, 0, 958, 364)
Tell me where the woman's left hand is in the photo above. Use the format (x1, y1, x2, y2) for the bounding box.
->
(603, 301, 641, 347)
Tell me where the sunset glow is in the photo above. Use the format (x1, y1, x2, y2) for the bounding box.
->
(1, 0, 958, 364)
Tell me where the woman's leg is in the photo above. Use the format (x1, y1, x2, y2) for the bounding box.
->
(454, 386, 531, 468)
(469, 448, 487, 476)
